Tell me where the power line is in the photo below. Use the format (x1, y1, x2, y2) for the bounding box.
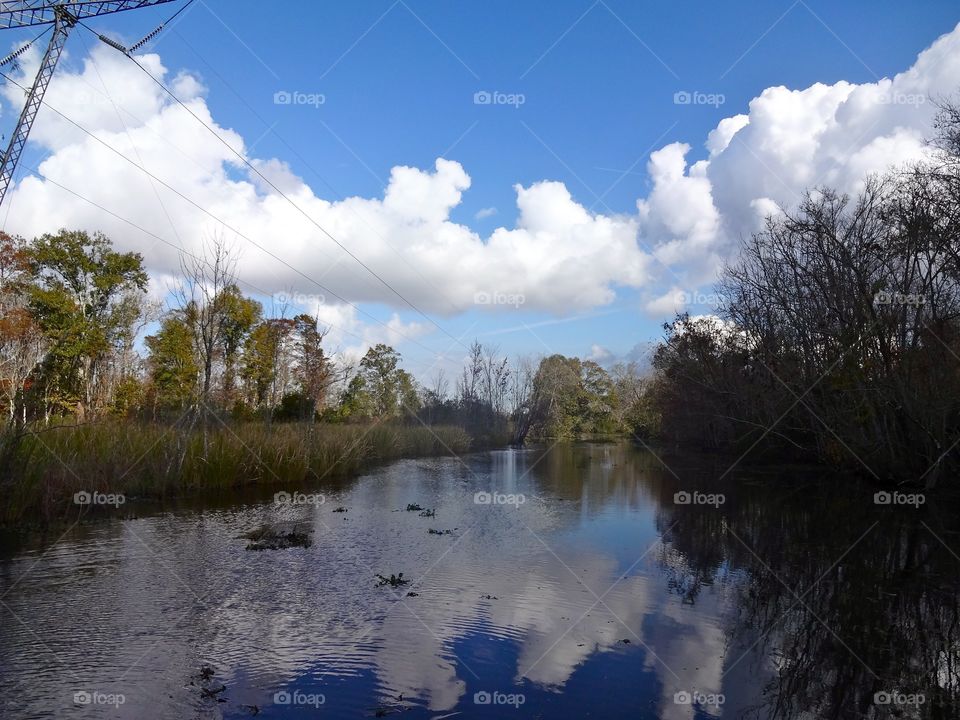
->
(84, 21, 468, 351)
(0, 67, 448, 359)
(165, 22, 465, 318)
(22, 163, 372, 347)
(0, 23, 51, 67)
(76, 25, 188, 253)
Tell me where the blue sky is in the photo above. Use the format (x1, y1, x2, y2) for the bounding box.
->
(4, 0, 960, 378)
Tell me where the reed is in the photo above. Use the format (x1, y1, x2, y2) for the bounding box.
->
(0, 420, 473, 525)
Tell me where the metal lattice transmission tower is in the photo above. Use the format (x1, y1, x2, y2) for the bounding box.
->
(0, 1, 178, 206)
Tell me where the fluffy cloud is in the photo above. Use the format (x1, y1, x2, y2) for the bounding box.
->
(2, 45, 649, 323)
(4, 23, 960, 336)
(634, 24, 960, 314)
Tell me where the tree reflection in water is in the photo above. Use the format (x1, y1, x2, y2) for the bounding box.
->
(651, 455, 960, 720)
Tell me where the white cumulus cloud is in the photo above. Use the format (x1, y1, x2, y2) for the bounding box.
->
(3, 22, 960, 343)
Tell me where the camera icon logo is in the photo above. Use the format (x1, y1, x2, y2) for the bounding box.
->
(674, 690, 692, 704)
(874, 491, 892, 505)
(673, 90, 692, 105)
(274, 90, 292, 105)
(73, 691, 92, 705)
(474, 291, 491, 304)
(474, 491, 492, 505)
(74, 491, 91, 505)
(474, 691, 492, 704)
(274, 491, 291, 505)
(473, 91, 492, 105)
(274, 690, 292, 704)
(673, 491, 691, 505)
(873, 691, 892, 705)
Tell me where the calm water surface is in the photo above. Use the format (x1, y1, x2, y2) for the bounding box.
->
(0, 442, 957, 719)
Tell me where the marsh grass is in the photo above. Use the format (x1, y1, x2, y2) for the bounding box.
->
(0, 421, 472, 525)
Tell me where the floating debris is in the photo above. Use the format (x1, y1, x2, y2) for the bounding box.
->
(418, 509, 436, 518)
(405, 503, 423, 512)
(194, 665, 227, 702)
(239, 523, 312, 551)
(480, 594, 498, 600)
(376, 573, 409, 587)
(200, 684, 227, 699)
(332, 506, 349, 513)
(427, 528, 451, 535)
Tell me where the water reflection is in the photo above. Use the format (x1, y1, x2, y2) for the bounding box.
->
(0, 442, 956, 718)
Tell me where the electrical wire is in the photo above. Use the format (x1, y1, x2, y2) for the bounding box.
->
(82, 18, 468, 351)
(0, 67, 448, 359)
(23, 163, 371, 346)
(166, 22, 465, 318)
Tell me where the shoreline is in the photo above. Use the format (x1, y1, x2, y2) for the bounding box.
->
(0, 420, 495, 528)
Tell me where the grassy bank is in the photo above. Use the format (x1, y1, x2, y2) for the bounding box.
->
(0, 421, 474, 525)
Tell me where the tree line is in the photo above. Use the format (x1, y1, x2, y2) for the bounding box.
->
(0, 231, 652, 443)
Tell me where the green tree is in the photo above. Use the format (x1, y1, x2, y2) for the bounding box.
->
(337, 373, 375, 420)
(0, 233, 44, 424)
(579, 360, 619, 434)
(524, 355, 620, 439)
(359, 343, 402, 417)
(27, 230, 147, 417)
(145, 316, 198, 407)
(241, 319, 293, 410)
(529, 355, 583, 438)
(217, 285, 261, 402)
(339, 344, 417, 420)
(293, 313, 332, 416)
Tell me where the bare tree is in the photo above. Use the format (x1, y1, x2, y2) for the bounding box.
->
(175, 235, 240, 405)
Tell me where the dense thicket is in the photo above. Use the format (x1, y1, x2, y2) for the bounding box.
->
(650, 104, 960, 487)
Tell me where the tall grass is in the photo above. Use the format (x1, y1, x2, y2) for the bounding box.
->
(0, 421, 472, 525)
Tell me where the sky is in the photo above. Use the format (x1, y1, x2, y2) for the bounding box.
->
(1, 0, 960, 380)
